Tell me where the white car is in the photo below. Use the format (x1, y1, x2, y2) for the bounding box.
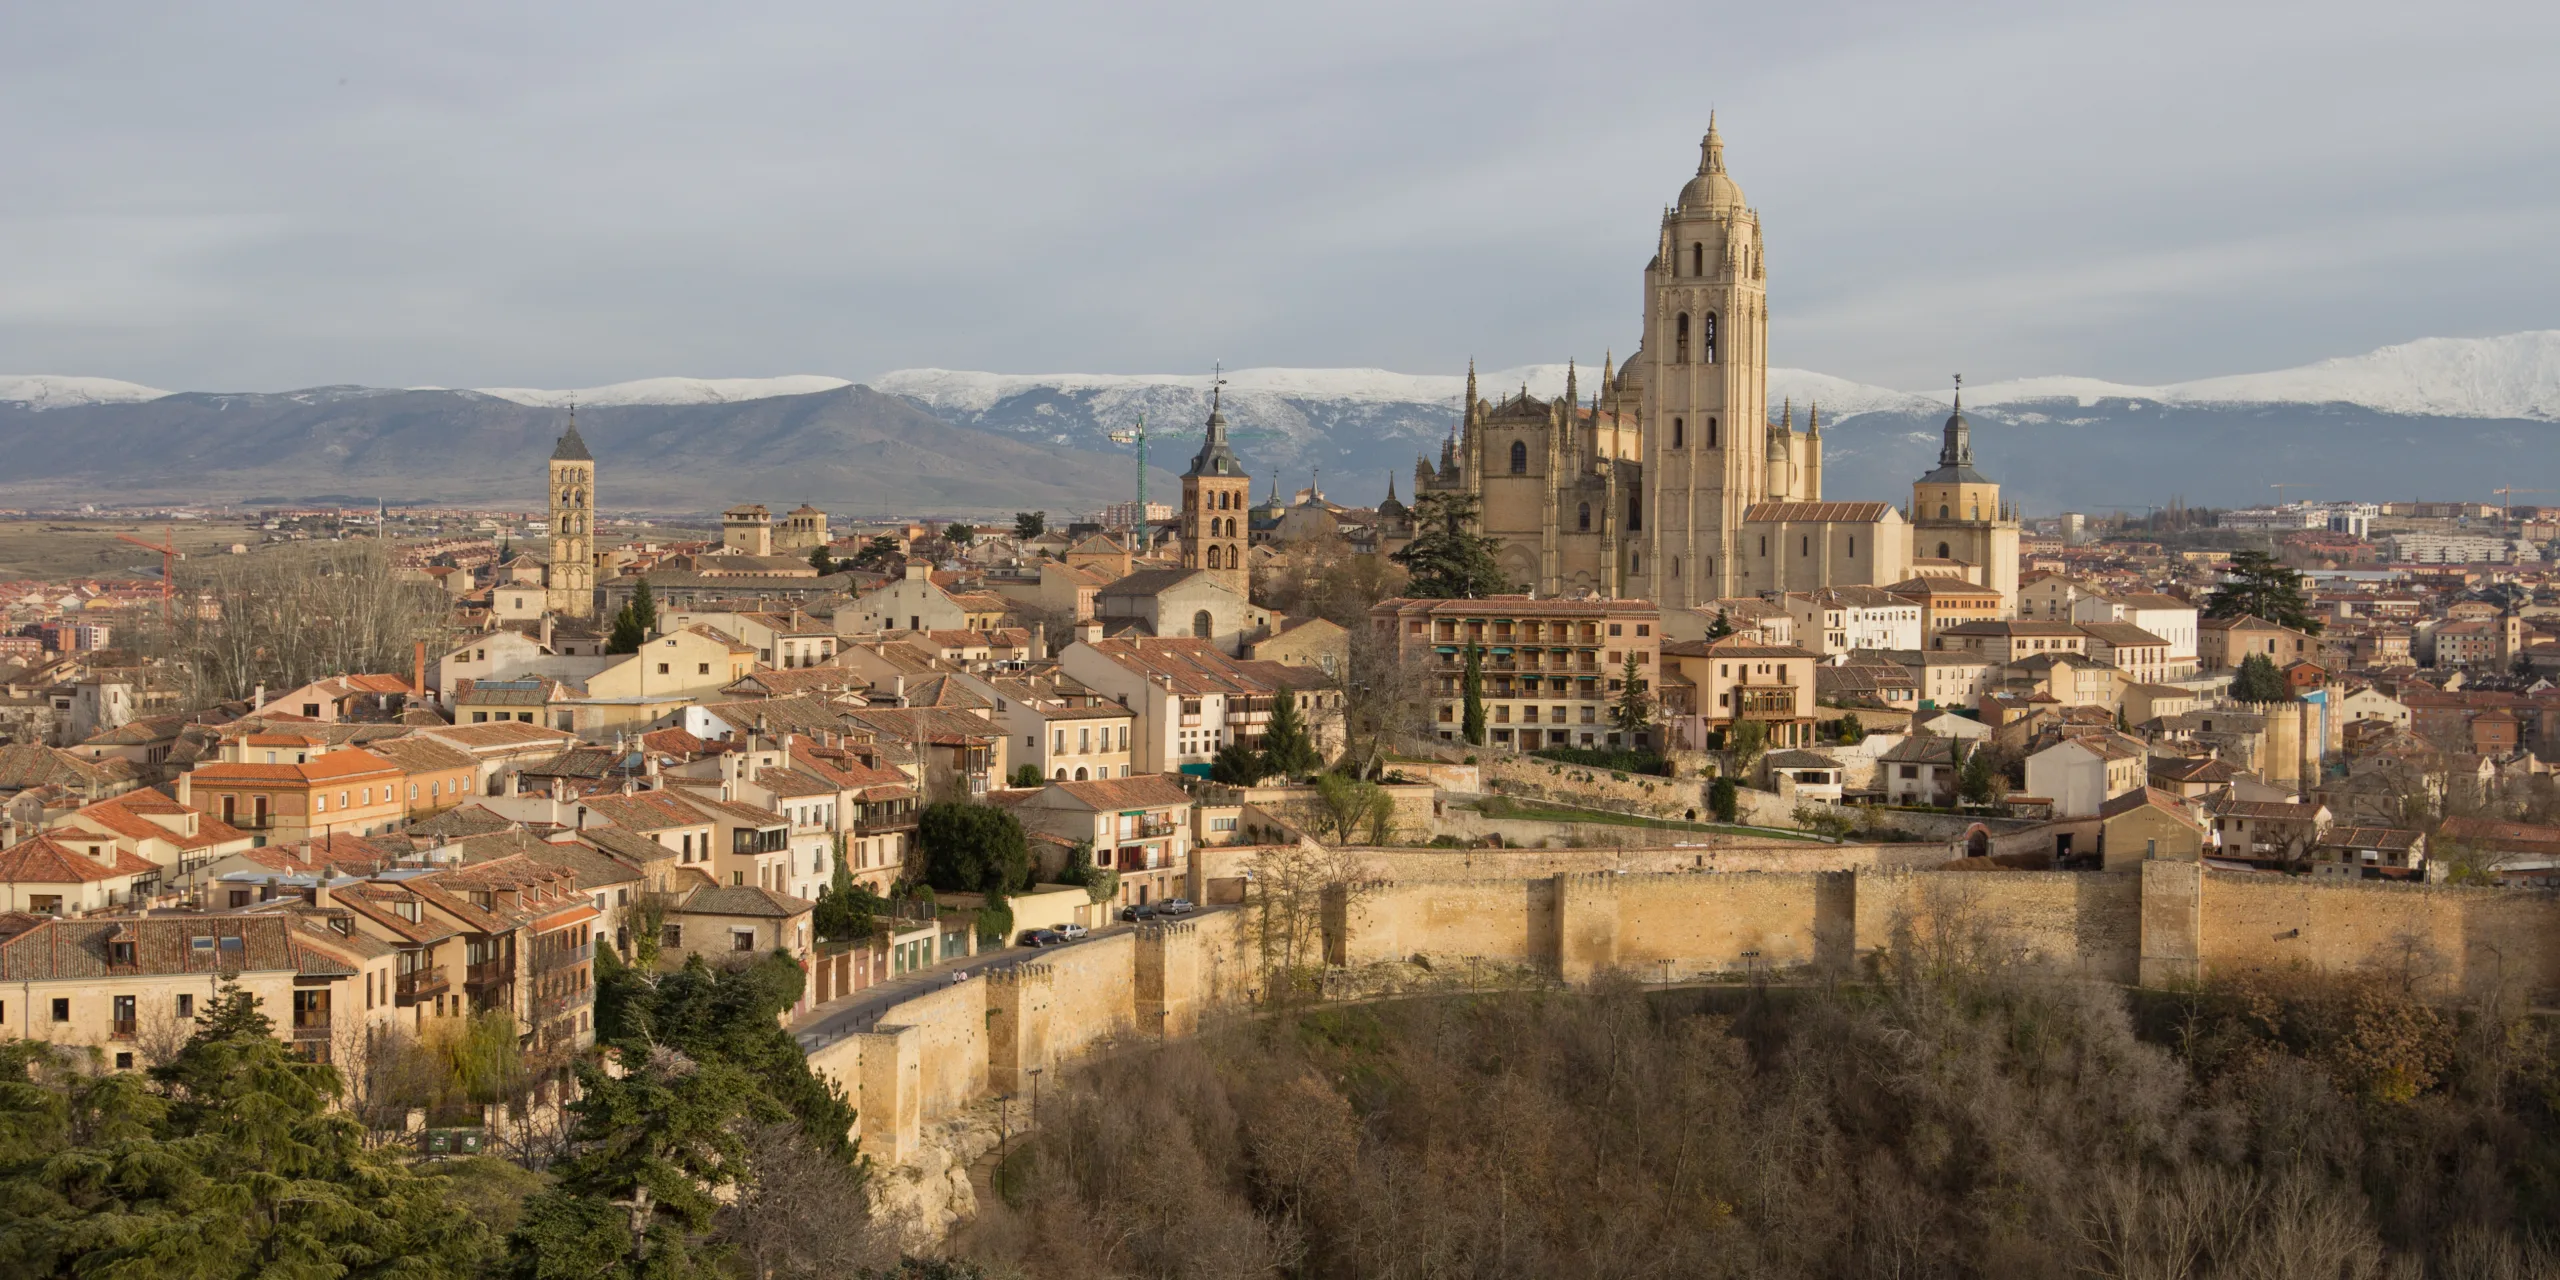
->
(1055, 922, 1090, 941)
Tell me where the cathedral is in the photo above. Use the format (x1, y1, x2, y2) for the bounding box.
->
(1403, 119, 2018, 614)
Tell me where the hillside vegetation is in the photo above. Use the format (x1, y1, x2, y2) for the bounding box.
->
(960, 963, 2560, 1279)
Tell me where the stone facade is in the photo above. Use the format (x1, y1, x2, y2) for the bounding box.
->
(1388, 122, 2017, 613)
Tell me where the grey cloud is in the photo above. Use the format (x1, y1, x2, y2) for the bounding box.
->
(0, 0, 2552, 392)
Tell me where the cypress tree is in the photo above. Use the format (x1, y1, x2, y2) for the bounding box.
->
(1461, 643, 1487, 746)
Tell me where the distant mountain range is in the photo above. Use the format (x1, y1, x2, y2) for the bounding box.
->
(5, 331, 2558, 516)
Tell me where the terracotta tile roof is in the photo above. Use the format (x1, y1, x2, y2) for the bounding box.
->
(0, 833, 160, 883)
(0, 914, 306, 980)
(420, 722, 583, 752)
(678, 883, 814, 919)
(2097, 787, 2202, 830)
(191, 747, 402, 786)
(1045, 773, 1192, 811)
(1740, 501, 1899, 523)
(575, 792, 713, 833)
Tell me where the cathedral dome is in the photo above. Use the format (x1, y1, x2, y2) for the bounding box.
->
(1677, 119, 1745, 212)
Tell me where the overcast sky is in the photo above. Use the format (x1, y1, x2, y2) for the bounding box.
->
(4, 0, 2554, 394)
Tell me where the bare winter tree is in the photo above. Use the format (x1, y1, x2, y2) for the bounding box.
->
(715, 1122, 895, 1279)
(1245, 838, 1371, 1001)
(1329, 618, 1437, 779)
(167, 539, 453, 708)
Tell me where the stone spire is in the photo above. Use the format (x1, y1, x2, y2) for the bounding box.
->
(551, 401, 592, 461)
(1463, 358, 1479, 427)
(1599, 349, 1615, 397)
(1564, 359, 1579, 409)
(1806, 401, 1821, 437)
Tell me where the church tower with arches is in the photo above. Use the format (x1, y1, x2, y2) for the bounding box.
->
(1909, 380, 2021, 607)
(546, 412, 598, 619)
(1181, 381, 1252, 599)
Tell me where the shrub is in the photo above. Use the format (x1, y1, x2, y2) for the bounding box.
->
(1529, 745, 1670, 776)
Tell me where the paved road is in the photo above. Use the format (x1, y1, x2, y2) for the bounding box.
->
(792, 911, 1218, 1052)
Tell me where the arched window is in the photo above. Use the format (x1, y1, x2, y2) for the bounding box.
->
(1628, 491, 1642, 531)
(1510, 440, 1528, 474)
(1631, 552, 1641, 573)
(1192, 610, 1214, 639)
(1703, 312, 1719, 364)
(1672, 418, 1684, 448)
(1937, 542, 1951, 559)
(1205, 545, 1222, 569)
(1676, 313, 1691, 363)
(1074, 767, 1088, 781)
(1690, 242, 1703, 276)
(1671, 558, 1680, 579)
(1707, 417, 1719, 449)
(1054, 768, 1068, 780)
(1970, 502, 1980, 520)
(1577, 502, 1591, 531)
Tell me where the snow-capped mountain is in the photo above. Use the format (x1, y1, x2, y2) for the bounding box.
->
(1, 331, 2556, 511)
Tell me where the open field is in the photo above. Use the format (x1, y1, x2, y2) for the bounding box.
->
(0, 519, 262, 582)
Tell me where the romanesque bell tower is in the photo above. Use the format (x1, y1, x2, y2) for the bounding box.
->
(1626, 117, 1770, 610)
(1180, 381, 1252, 599)
(547, 412, 597, 619)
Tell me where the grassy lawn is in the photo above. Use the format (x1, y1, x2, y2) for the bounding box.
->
(1465, 798, 1826, 842)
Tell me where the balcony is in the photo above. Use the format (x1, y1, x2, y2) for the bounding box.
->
(110, 1018, 137, 1040)
(465, 957, 514, 989)
(1134, 817, 1178, 838)
(396, 968, 450, 1006)
(856, 813, 914, 837)
(531, 938, 592, 975)
(291, 1014, 332, 1041)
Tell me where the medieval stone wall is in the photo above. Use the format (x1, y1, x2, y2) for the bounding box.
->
(811, 867, 2560, 1178)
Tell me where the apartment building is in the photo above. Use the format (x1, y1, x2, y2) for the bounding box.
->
(1780, 586, 1922, 656)
(1064, 637, 1346, 771)
(1369, 596, 1660, 752)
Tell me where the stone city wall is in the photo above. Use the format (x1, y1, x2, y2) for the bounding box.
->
(810, 862, 2560, 1176)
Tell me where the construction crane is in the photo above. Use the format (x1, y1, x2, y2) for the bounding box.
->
(116, 526, 180, 625)
(2268, 482, 2312, 505)
(1105, 412, 1150, 531)
(2493, 486, 2549, 523)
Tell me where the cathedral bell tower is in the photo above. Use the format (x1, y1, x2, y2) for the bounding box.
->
(1180, 374, 1252, 599)
(546, 409, 597, 620)
(1633, 115, 1770, 611)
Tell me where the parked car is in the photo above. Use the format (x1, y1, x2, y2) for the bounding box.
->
(1119, 903, 1160, 923)
(1055, 922, 1089, 941)
(1158, 898, 1197, 916)
(1015, 929, 1064, 947)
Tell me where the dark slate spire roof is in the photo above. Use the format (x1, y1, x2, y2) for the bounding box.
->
(1183, 380, 1246, 480)
(551, 409, 593, 463)
(1917, 375, 1992, 486)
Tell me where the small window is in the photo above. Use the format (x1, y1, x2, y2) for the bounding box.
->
(1706, 418, 1718, 449)
(658, 663, 670, 675)
(176, 993, 194, 1019)
(51, 998, 69, 1023)
(1509, 440, 1528, 474)
(731, 929, 758, 953)
(1672, 418, 1684, 448)
(661, 924, 682, 948)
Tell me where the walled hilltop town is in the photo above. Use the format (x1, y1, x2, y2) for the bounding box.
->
(7, 122, 2560, 1272)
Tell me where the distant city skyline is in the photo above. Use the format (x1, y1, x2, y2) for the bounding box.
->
(4, 1, 2555, 394)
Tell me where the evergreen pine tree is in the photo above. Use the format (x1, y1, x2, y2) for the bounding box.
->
(1611, 652, 1654, 737)
(1390, 490, 1513, 598)
(2231, 651, 2290, 703)
(1259, 686, 1321, 777)
(808, 544, 835, 575)
(2204, 550, 2324, 635)
(1461, 643, 1487, 746)
(1706, 609, 1734, 640)
(629, 577, 658, 634)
